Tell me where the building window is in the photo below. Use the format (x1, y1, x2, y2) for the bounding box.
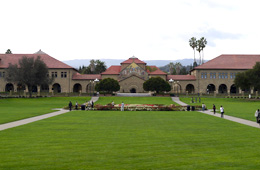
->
(210, 72, 216, 79)
(201, 72, 207, 79)
(2, 72, 5, 78)
(219, 72, 228, 79)
(52, 72, 57, 78)
(61, 72, 67, 78)
(230, 73, 236, 79)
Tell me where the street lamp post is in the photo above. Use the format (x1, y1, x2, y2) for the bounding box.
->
(94, 78, 99, 96)
(89, 80, 92, 96)
(169, 79, 174, 92)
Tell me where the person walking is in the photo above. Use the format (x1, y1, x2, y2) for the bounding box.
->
(69, 101, 72, 111)
(220, 106, 224, 118)
(255, 109, 260, 123)
(91, 101, 94, 109)
(213, 104, 216, 114)
(202, 103, 206, 111)
(121, 101, 124, 111)
(75, 101, 78, 110)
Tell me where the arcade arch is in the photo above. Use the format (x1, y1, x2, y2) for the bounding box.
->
(5, 83, 14, 92)
(52, 83, 61, 93)
(73, 83, 82, 93)
(218, 84, 227, 93)
(186, 84, 195, 94)
(207, 84, 215, 93)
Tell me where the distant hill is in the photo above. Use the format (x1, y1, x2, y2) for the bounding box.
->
(63, 58, 199, 69)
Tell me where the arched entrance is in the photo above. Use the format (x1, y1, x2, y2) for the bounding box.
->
(32, 85, 38, 93)
(173, 83, 181, 94)
(73, 83, 82, 93)
(186, 84, 195, 94)
(52, 83, 61, 93)
(230, 84, 237, 94)
(218, 84, 227, 93)
(5, 83, 14, 92)
(207, 84, 215, 93)
(130, 88, 136, 93)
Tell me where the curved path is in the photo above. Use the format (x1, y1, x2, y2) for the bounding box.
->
(172, 97, 260, 129)
(0, 96, 99, 131)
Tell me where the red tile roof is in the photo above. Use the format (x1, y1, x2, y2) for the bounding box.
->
(121, 57, 146, 64)
(101, 66, 121, 75)
(167, 75, 196, 81)
(0, 54, 74, 69)
(72, 73, 101, 80)
(195, 54, 260, 70)
(146, 66, 167, 75)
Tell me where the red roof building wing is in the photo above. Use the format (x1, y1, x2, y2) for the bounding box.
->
(101, 66, 121, 75)
(0, 54, 74, 69)
(195, 54, 260, 70)
(72, 73, 101, 80)
(121, 58, 146, 64)
(167, 75, 196, 81)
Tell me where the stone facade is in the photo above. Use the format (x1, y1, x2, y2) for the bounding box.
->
(1, 53, 260, 95)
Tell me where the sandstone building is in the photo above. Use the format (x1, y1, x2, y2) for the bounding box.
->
(0, 51, 259, 95)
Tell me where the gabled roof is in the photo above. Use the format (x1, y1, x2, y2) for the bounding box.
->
(121, 56, 146, 64)
(146, 66, 167, 75)
(72, 73, 101, 80)
(119, 74, 145, 82)
(167, 75, 196, 81)
(101, 65, 121, 75)
(195, 54, 260, 70)
(0, 54, 74, 69)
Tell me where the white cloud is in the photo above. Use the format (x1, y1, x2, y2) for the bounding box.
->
(0, 0, 260, 63)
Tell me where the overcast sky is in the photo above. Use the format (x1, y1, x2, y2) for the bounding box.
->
(1, 0, 260, 62)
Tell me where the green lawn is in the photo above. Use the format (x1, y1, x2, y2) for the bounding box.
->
(95, 96, 175, 105)
(0, 97, 91, 124)
(1, 111, 260, 169)
(180, 97, 260, 121)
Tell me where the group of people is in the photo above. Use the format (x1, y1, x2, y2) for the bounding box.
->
(201, 103, 224, 118)
(68, 100, 94, 111)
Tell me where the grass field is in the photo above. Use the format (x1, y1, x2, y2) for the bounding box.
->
(95, 96, 176, 105)
(180, 97, 260, 121)
(0, 97, 91, 124)
(1, 111, 260, 169)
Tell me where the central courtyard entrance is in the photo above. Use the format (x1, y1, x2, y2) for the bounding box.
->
(130, 88, 136, 93)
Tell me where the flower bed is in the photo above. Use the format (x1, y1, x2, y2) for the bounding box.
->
(94, 104, 200, 111)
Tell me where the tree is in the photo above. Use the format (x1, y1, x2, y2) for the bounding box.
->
(143, 77, 171, 93)
(5, 49, 12, 54)
(169, 62, 175, 75)
(196, 39, 203, 65)
(200, 37, 207, 64)
(5, 56, 53, 97)
(174, 62, 182, 75)
(79, 60, 107, 74)
(95, 78, 120, 94)
(189, 37, 197, 67)
(234, 62, 260, 91)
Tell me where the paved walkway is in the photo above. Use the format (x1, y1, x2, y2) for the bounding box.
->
(172, 97, 260, 129)
(0, 109, 69, 131)
(0, 96, 99, 131)
(171, 97, 188, 106)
